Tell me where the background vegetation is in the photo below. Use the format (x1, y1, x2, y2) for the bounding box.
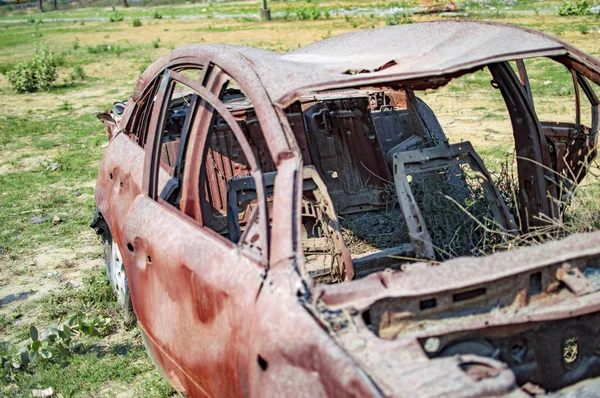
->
(0, 0, 599, 395)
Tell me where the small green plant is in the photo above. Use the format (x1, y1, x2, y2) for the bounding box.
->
(6, 44, 57, 93)
(70, 65, 86, 81)
(294, 6, 321, 20)
(72, 38, 80, 50)
(109, 11, 124, 22)
(57, 100, 72, 111)
(1, 315, 111, 373)
(132, 17, 142, 27)
(86, 44, 123, 55)
(152, 37, 161, 48)
(558, 0, 591, 16)
(152, 9, 162, 19)
(386, 12, 413, 26)
(578, 24, 588, 34)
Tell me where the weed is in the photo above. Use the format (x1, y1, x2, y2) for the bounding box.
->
(57, 100, 73, 111)
(294, 6, 321, 20)
(86, 44, 123, 55)
(152, 37, 161, 48)
(6, 44, 57, 93)
(72, 38, 80, 50)
(70, 65, 86, 81)
(386, 12, 413, 26)
(152, 9, 163, 19)
(132, 17, 142, 27)
(558, 0, 591, 16)
(578, 24, 588, 34)
(109, 12, 124, 22)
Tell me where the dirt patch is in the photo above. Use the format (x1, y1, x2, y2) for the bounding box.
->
(0, 237, 103, 320)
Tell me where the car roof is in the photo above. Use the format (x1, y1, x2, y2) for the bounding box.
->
(136, 20, 600, 109)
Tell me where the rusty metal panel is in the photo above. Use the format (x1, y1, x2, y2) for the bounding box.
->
(301, 97, 390, 214)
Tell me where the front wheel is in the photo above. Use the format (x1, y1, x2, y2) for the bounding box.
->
(94, 210, 135, 326)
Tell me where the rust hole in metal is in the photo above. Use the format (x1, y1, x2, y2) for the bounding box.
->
(529, 272, 542, 295)
(109, 172, 113, 180)
(453, 287, 486, 302)
(362, 309, 371, 326)
(147, 255, 152, 263)
(126, 243, 134, 252)
(257, 355, 268, 371)
(419, 298, 437, 311)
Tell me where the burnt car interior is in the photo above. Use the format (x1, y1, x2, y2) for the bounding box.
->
(119, 58, 599, 287)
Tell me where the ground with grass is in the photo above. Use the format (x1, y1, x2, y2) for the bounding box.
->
(1, 0, 600, 395)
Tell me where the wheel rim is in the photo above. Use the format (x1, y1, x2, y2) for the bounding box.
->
(111, 242, 128, 307)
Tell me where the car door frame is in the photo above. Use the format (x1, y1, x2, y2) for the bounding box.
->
(120, 62, 280, 396)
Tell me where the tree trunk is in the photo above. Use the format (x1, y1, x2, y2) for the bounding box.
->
(53, 0, 57, 10)
(39, 0, 44, 12)
(123, 0, 129, 7)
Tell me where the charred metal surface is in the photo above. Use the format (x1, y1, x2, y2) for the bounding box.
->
(93, 21, 600, 397)
(301, 97, 389, 214)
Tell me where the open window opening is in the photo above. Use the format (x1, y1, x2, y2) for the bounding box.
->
(291, 59, 599, 283)
(148, 67, 272, 263)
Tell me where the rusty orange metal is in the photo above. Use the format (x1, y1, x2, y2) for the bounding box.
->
(93, 21, 600, 397)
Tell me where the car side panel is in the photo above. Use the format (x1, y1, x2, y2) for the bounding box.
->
(120, 196, 381, 397)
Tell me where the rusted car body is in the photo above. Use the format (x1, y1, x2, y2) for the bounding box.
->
(92, 21, 600, 397)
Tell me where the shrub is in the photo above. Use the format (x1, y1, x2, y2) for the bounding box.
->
(72, 38, 80, 50)
(386, 12, 413, 26)
(6, 44, 57, 93)
(152, 37, 160, 48)
(152, 9, 162, 19)
(132, 17, 142, 27)
(70, 65, 86, 81)
(558, 0, 591, 16)
(109, 12, 124, 22)
(294, 6, 321, 20)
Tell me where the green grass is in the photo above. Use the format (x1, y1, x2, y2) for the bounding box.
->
(0, 115, 103, 255)
(2, 339, 175, 397)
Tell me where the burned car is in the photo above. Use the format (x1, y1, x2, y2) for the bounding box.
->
(91, 21, 600, 397)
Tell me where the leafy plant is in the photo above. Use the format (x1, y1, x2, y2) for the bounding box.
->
(386, 12, 413, 26)
(294, 6, 321, 20)
(152, 9, 162, 19)
(152, 38, 161, 48)
(6, 44, 57, 93)
(72, 38, 80, 50)
(70, 65, 86, 81)
(132, 17, 142, 27)
(57, 100, 72, 111)
(109, 12, 124, 22)
(1, 314, 111, 373)
(558, 0, 591, 16)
